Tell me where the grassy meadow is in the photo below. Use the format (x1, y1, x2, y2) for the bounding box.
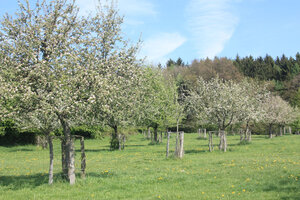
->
(0, 133, 299, 200)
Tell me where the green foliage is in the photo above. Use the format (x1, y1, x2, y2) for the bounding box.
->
(235, 54, 300, 82)
(54, 125, 104, 139)
(0, 119, 38, 146)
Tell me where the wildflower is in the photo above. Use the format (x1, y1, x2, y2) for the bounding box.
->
(202, 192, 205, 194)
(232, 192, 235, 194)
(242, 189, 246, 192)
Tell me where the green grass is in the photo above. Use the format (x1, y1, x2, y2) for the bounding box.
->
(0, 134, 299, 200)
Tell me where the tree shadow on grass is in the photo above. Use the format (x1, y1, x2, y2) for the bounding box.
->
(126, 144, 146, 147)
(263, 178, 300, 200)
(86, 172, 117, 179)
(75, 148, 111, 153)
(0, 173, 55, 190)
(196, 137, 208, 141)
(183, 149, 207, 154)
(8, 148, 34, 152)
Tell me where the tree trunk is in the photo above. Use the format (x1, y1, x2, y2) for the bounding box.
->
(110, 125, 119, 150)
(36, 135, 41, 147)
(159, 132, 163, 143)
(68, 137, 75, 185)
(248, 130, 252, 142)
(269, 124, 273, 138)
(47, 133, 54, 185)
(240, 129, 244, 142)
(147, 127, 151, 139)
(175, 121, 180, 156)
(203, 129, 207, 138)
(219, 130, 227, 152)
(153, 125, 158, 142)
(80, 137, 86, 179)
(209, 132, 213, 152)
(59, 117, 75, 184)
(178, 131, 184, 158)
(61, 138, 67, 178)
(42, 136, 48, 149)
(166, 132, 170, 158)
(218, 129, 223, 150)
(279, 126, 283, 136)
(288, 127, 292, 134)
(223, 132, 227, 152)
(245, 121, 250, 141)
(245, 127, 249, 141)
(284, 127, 286, 135)
(118, 134, 122, 151)
(122, 135, 126, 150)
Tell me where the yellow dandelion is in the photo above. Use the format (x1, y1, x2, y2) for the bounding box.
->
(221, 194, 225, 197)
(242, 189, 246, 192)
(201, 192, 205, 194)
(232, 192, 235, 194)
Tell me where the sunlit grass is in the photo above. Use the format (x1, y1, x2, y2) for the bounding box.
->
(0, 134, 299, 199)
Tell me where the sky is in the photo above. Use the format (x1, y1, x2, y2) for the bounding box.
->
(1, 0, 300, 66)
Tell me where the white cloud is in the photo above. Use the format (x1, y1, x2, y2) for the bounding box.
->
(140, 32, 187, 64)
(186, 0, 240, 58)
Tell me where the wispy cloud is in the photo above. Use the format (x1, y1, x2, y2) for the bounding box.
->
(140, 32, 187, 64)
(186, 0, 240, 58)
(118, 0, 156, 17)
(76, 0, 156, 25)
(75, 0, 97, 16)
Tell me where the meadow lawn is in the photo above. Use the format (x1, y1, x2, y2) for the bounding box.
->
(0, 133, 299, 200)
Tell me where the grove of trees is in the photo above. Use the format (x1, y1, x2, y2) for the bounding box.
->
(0, 0, 299, 186)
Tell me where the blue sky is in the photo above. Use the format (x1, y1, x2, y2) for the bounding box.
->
(1, 0, 300, 65)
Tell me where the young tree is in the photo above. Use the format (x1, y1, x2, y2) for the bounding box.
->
(139, 67, 179, 143)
